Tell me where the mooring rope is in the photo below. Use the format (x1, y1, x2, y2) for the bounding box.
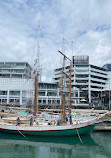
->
(101, 122, 107, 127)
(76, 128, 83, 143)
(17, 129, 26, 138)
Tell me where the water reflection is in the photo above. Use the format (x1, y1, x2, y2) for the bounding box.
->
(0, 132, 97, 145)
(0, 132, 110, 158)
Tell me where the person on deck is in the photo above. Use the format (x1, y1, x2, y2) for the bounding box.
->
(16, 117, 20, 126)
(69, 116, 72, 125)
(30, 117, 33, 126)
(65, 116, 68, 123)
(57, 119, 60, 126)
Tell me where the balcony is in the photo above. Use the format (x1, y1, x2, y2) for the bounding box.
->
(90, 67, 107, 75)
(90, 83, 106, 88)
(75, 72, 89, 75)
(90, 88, 105, 91)
(75, 77, 89, 80)
(74, 82, 88, 85)
(90, 77, 107, 83)
(90, 72, 108, 78)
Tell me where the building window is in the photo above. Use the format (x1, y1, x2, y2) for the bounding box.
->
(47, 92, 56, 96)
(57, 100, 60, 104)
(39, 92, 45, 96)
(76, 74, 89, 78)
(15, 99, 20, 103)
(9, 91, 20, 96)
(43, 100, 46, 104)
(12, 74, 22, 78)
(75, 69, 89, 72)
(0, 63, 4, 67)
(38, 100, 42, 104)
(2, 99, 7, 103)
(0, 91, 7, 95)
(0, 74, 10, 78)
(22, 91, 26, 97)
(9, 99, 14, 103)
(48, 100, 51, 104)
(0, 70, 10, 72)
(76, 80, 88, 83)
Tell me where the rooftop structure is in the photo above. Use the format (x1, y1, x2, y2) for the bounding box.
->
(73, 55, 89, 66)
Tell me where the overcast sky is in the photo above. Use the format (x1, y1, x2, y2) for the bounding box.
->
(0, 0, 111, 82)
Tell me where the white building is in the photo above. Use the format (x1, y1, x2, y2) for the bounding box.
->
(0, 62, 60, 107)
(0, 62, 33, 106)
(0, 78, 60, 107)
(53, 56, 108, 106)
(38, 83, 60, 108)
(0, 60, 108, 108)
(0, 78, 34, 105)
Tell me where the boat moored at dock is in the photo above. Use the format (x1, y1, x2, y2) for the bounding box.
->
(0, 118, 100, 137)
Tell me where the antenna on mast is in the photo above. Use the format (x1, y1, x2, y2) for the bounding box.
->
(34, 22, 41, 75)
(37, 22, 40, 72)
(62, 37, 66, 53)
(60, 37, 66, 67)
(37, 22, 42, 82)
(71, 41, 74, 57)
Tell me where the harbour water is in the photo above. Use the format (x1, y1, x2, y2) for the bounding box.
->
(0, 131, 111, 158)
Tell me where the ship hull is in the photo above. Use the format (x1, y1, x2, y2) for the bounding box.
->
(0, 120, 98, 137)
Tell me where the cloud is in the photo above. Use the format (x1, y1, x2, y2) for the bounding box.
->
(0, 0, 111, 82)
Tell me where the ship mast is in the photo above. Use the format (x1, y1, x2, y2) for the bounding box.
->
(58, 50, 72, 121)
(62, 54, 66, 121)
(34, 23, 40, 116)
(34, 74, 39, 116)
(69, 61, 72, 117)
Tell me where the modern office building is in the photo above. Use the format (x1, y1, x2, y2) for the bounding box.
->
(0, 60, 109, 108)
(0, 62, 60, 107)
(0, 62, 33, 106)
(53, 56, 108, 106)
